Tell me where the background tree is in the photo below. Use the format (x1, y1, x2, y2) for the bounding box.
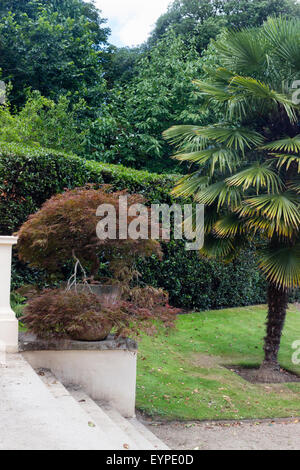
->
(149, 0, 300, 53)
(149, 0, 224, 52)
(87, 32, 209, 172)
(104, 45, 145, 88)
(0, 90, 88, 154)
(0, 0, 110, 108)
(164, 18, 300, 382)
(2, 0, 300, 174)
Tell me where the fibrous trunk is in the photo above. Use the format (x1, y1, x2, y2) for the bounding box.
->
(256, 283, 289, 383)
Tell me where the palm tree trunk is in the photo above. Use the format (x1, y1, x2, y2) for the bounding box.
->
(256, 283, 289, 382)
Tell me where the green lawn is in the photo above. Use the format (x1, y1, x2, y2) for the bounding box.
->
(137, 305, 300, 421)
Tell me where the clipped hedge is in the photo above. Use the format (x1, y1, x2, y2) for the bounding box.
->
(0, 141, 268, 309)
(138, 241, 267, 311)
(0, 141, 176, 235)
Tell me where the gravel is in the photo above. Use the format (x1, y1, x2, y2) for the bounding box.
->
(141, 417, 300, 450)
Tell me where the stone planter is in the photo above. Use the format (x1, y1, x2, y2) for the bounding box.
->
(74, 284, 122, 303)
(19, 332, 138, 418)
(70, 323, 113, 342)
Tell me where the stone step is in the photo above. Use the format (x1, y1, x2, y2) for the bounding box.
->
(69, 388, 140, 450)
(128, 417, 170, 450)
(40, 369, 167, 450)
(70, 388, 158, 450)
(99, 403, 161, 450)
(35, 368, 118, 448)
(0, 354, 114, 450)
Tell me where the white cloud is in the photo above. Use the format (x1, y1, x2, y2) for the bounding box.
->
(95, 0, 171, 46)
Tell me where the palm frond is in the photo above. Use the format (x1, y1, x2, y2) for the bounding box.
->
(244, 214, 296, 239)
(288, 177, 300, 194)
(194, 181, 242, 210)
(229, 76, 297, 122)
(272, 153, 300, 173)
(164, 125, 264, 153)
(202, 67, 236, 85)
(226, 162, 282, 193)
(163, 125, 209, 148)
(171, 173, 210, 199)
(262, 135, 300, 153)
(258, 244, 300, 289)
(174, 147, 240, 175)
(213, 213, 246, 238)
(238, 193, 300, 231)
(263, 17, 300, 72)
(203, 205, 219, 233)
(214, 28, 267, 74)
(200, 233, 236, 260)
(192, 80, 232, 103)
(204, 127, 264, 151)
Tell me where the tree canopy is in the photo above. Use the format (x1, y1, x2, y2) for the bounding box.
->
(87, 32, 207, 172)
(149, 0, 300, 52)
(0, 0, 110, 107)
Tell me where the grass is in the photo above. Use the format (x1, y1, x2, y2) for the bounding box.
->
(136, 304, 300, 421)
(11, 294, 27, 331)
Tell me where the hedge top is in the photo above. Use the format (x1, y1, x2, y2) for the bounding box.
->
(0, 141, 178, 204)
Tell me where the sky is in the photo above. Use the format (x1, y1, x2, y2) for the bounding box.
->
(95, 0, 171, 47)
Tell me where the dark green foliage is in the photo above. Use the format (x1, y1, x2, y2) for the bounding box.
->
(92, 1, 300, 173)
(0, 0, 110, 107)
(11, 256, 47, 292)
(105, 45, 145, 88)
(149, 0, 300, 53)
(0, 141, 270, 310)
(89, 32, 206, 172)
(137, 241, 267, 311)
(86, 161, 176, 204)
(3, 1, 299, 172)
(0, 143, 91, 232)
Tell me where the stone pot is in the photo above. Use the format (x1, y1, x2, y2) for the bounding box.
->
(70, 322, 113, 342)
(64, 284, 122, 341)
(71, 284, 122, 304)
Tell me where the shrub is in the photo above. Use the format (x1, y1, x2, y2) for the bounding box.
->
(22, 288, 178, 340)
(138, 241, 267, 310)
(0, 142, 90, 235)
(0, 91, 87, 155)
(10, 292, 26, 319)
(17, 186, 161, 277)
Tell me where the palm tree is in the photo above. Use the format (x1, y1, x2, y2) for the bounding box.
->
(164, 17, 300, 382)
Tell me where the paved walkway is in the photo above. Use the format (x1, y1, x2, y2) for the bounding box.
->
(0, 354, 112, 450)
(145, 418, 300, 450)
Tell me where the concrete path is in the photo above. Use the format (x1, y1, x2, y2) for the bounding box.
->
(144, 417, 300, 450)
(0, 354, 168, 450)
(0, 354, 113, 450)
